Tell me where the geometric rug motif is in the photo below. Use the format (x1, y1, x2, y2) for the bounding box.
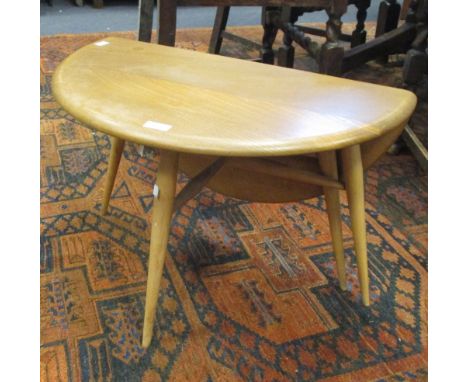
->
(41, 25, 427, 381)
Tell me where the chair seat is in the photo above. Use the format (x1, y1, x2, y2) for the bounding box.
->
(52, 37, 416, 158)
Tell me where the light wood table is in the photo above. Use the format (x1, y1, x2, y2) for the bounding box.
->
(52, 37, 416, 348)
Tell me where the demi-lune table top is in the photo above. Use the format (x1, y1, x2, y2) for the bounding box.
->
(52, 37, 416, 157)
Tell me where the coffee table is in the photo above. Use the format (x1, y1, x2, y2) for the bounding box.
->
(52, 37, 416, 348)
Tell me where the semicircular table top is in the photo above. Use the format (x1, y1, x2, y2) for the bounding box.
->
(52, 37, 417, 157)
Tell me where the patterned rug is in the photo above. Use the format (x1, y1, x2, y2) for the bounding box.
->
(40, 25, 428, 381)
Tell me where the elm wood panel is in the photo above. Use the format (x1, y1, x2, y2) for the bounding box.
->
(178, 154, 325, 203)
(360, 122, 406, 170)
(229, 157, 344, 189)
(173, 157, 227, 210)
(52, 37, 417, 157)
(176, 125, 403, 204)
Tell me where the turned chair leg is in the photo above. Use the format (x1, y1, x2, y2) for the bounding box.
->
(341, 145, 370, 306)
(351, 0, 371, 48)
(101, 136, 125, 216)
(319, 6, 345, 76)
(318, 151, 347, 291)
(142, 150, 179, 348)
(277, 6, 297, 68)
(261, 6, 279, 64)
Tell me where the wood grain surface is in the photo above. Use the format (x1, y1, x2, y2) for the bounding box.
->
(52, 37, 416, 157)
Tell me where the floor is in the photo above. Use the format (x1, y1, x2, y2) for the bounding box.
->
(40, 26, 427, 380)
(40, 0, 380, 35)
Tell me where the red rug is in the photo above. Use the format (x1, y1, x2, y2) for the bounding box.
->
(40, 25, 427, 381)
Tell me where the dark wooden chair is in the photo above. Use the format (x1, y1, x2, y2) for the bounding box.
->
(398, 0, 428, 171)
(138, 0, 362, 75)
(208, 0, 373, 67)
(138, 0, 425, 76)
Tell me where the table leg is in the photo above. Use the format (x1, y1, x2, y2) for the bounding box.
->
(376, 0, 401, 36)
(142, 150, 179, 348)
(101, 136, 124, 216)
(318, 151, 347, 291)
(209, 6, 230, 54)
(138, 0, 155, 43)
(157, 0, 177, 46)
(261, 7, 279, 64)
(341, 145, 370, 306)
(351, 0, 371, 47)
(277, 6, 296, 68)
(375, 0, 401, 63)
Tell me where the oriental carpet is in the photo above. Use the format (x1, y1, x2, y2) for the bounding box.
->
(40, 24, 428, 381)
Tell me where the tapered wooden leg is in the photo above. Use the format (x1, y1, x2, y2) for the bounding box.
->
(142, 150, 179, 348)
(101, 136, 125, 216)
(341, 145, 370, 306)
(318, 151, 347, 291)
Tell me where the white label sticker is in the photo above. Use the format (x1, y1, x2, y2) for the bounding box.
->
(95, 40, 110, 47)
(143, 120, 172, 132)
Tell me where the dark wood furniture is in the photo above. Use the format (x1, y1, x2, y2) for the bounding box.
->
(209, 1, 372, 67)
(400, 0, 428, 171)
(138, 0, 424, 77)
(136, 0, 427, 168)
(138, 0, 359, 75)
